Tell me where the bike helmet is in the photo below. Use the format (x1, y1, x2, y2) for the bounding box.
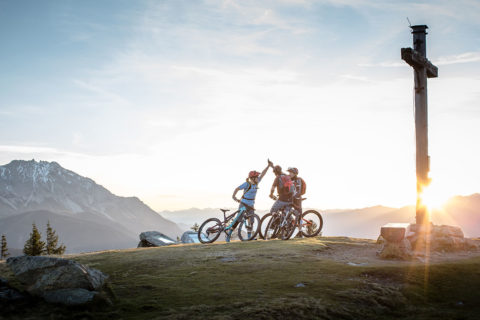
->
(248, 170, 260, 178)
(287, 167, 298, 175)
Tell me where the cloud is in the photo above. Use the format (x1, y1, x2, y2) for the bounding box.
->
(435, 51, 480, 65)
(358, 61, 405, 68)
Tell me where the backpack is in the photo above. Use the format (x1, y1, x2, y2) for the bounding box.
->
(278, 175, 296, 197)
(242, 183, 254, 200)
(296, 177, 307, 195)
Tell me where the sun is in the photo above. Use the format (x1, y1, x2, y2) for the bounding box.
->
(420, 182, 449, 210)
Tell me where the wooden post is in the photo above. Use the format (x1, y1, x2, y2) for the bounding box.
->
(401, 25, 438, 227)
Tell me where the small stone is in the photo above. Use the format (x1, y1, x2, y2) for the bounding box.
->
(295, 283, 306, 288)
(220, 257, 236, 262)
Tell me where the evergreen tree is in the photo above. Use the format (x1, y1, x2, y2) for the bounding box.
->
(1, 234, 9, 259)
(46, 221, 66, 255)
(191, 223, 199, 232)
(23, 223, 46, 256)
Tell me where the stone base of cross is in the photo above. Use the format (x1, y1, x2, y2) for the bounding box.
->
(378, 223, 477, 260)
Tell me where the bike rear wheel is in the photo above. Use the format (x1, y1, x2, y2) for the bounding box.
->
(259, 213, 273, 240)
(238, 214, 260, 241)
(264, 214, 281, 240)
(300, 210, 323, 237)
(198, 218, 223, 243)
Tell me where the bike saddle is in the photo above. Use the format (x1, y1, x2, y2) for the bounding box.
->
(220, 209, 230, 213)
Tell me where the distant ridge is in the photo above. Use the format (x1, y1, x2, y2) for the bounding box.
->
(162, 197, 480, 239)
(0, 159, 183, 253)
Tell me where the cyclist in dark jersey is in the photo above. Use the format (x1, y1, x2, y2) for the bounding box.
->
(287, 167, 306, 214)
(269, 165, 294, 213)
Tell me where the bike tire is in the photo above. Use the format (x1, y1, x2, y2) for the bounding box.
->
(198, 218, 223, 244)
(264, 214, 281, 240)
(259, 213, 272, 240)
(238, 214, 260, 241)
(300, 210, 323, 237)
(282, 211, 298, 240)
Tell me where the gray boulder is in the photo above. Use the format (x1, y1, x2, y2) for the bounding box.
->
(138, 231, 176, 247)
(42, 288, 98, 306)
(6, 256, 107, 305)
(0, 277, 28, 303)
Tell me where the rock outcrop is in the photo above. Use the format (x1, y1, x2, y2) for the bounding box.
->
(6, 256, 108, 305)
(181, 231, 201, 244)
(138, 231, 177, 247)
(379, 223, 479, 260)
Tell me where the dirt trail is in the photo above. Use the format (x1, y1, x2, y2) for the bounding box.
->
(320, 237, 480, 266)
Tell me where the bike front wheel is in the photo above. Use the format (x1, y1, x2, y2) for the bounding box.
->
(282, 211, 298, 240)
(300, 210, 323, 237)
(264, 214, 281, 240)
(198, 218, 223, 244)
(238, 214, 260, 241)
(259, 213, 273, 240)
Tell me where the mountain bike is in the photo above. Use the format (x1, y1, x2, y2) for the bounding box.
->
(263, 198, 323, 240)
(198, 205, 261, 244)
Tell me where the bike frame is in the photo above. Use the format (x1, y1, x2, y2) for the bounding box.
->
(269, 198, 311, 237)
(206, 205, 252, 235)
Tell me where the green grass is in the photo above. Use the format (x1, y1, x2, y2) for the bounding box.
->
(1, 237, 480, 319)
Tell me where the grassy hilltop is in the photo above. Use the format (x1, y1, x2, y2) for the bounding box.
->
(1, 237, 480, 319)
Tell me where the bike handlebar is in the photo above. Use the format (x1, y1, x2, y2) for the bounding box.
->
(270, 195, 307, 201)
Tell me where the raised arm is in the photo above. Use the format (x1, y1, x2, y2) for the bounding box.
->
(259, 161, 271, 181)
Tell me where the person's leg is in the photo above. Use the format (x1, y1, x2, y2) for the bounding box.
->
(226, 204, 245, 242)
(271, 200, 285, 213)
(244, 205, 255, 238)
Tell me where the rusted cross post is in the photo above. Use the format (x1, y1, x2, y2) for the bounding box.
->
(401, 25, 438, 227)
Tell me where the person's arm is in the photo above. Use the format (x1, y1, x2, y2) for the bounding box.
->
(232, 187, 241, 203)
(269, 177, 278, 200)
(259, 161, 271, 181)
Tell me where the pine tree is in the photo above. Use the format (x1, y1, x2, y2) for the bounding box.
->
(191, 223, 199, 232)
(1, 234, 9, 259)
(46, 221, 66, 255)
(23, 223, 46, 256)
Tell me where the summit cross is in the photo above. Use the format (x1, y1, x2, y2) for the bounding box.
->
(401, 25, 438, 227)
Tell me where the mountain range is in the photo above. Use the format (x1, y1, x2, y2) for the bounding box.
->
(162, 197, 480, 239)
(0, 160, 183, 253)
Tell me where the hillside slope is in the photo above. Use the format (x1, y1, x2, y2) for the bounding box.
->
(1, 237, 479, 319)
(0, 210, 138, 253)
(0, 160, 183, 250)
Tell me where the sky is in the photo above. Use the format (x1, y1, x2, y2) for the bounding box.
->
(1, 0, 480, 211)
